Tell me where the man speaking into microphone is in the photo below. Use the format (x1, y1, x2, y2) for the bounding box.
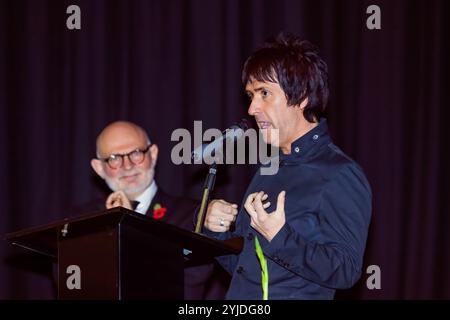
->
(201, 32, 372, 300)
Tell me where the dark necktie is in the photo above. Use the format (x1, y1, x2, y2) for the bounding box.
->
(131, 200, 140, 211)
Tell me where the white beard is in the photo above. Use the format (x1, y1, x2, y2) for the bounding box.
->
(105, 168, 154, 197)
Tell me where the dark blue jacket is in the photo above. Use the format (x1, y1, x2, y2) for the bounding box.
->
(206, 119, 372, 299)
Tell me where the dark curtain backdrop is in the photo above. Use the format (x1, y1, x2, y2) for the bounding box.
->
(1, 0, 449, 299)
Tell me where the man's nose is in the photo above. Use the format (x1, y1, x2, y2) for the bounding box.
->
(122, 155, 134, 170)
(248, 99, 259, 116)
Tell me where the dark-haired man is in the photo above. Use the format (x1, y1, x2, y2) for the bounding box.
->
(202, 33, 372, 299)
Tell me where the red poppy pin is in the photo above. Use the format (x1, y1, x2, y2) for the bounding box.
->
(152, 203, 167, 219)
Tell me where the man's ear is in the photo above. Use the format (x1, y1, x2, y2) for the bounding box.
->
(91, 158, 105, 179)
(299, 97, 309, 111)
(149, 144, 159, 167)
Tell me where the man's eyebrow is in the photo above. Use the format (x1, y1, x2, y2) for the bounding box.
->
(246, 86, 266, 93)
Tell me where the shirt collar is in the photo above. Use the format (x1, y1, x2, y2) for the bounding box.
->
(134, 180, 158, 215)
(279, 118, 331, 161)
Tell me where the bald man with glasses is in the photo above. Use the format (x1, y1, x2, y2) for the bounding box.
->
(85, 120, 221, 299)
(90, 121, 158, 214)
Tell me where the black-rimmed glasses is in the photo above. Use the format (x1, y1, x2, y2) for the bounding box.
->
(99, 145, 151, 169)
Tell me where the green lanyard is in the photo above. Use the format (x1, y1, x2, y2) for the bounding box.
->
(254, 236, 269, 300)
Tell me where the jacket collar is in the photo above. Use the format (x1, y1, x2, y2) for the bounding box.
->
(279, 118, 331, 162)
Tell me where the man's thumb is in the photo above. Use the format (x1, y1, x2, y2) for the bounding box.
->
(276, 191, 286, 212)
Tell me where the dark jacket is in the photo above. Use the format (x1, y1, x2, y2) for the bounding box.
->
(205, 119, 372, 299)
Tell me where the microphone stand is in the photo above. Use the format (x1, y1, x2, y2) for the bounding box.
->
(194, 163, 217, 234)
(193, 118, 249, 235)
(193, 161, 244, 253)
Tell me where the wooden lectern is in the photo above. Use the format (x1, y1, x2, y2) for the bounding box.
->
(4, 207, 242, 299)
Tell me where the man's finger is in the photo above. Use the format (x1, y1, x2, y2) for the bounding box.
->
(230, 204, 239, 215)
(106, 193, 120, 208)
(217, 214, 235, 223)
(244, 192, 257, 208)
(244, 202, 257, 218)
(212, 200, 238, 216)
(218, 199, 237, 207)
(224, 204, 238, 215)
(252, 191, 267, 216)
(244, 192, 258, 218)
(276, 190, 286, 213)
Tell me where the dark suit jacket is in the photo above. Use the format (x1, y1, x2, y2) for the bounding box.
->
(73, 188, 215, 299)
(145, 189, 199, 229)
(205, 119, 372, 299)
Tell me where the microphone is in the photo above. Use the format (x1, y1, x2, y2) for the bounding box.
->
(192, 119, 249, 163)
